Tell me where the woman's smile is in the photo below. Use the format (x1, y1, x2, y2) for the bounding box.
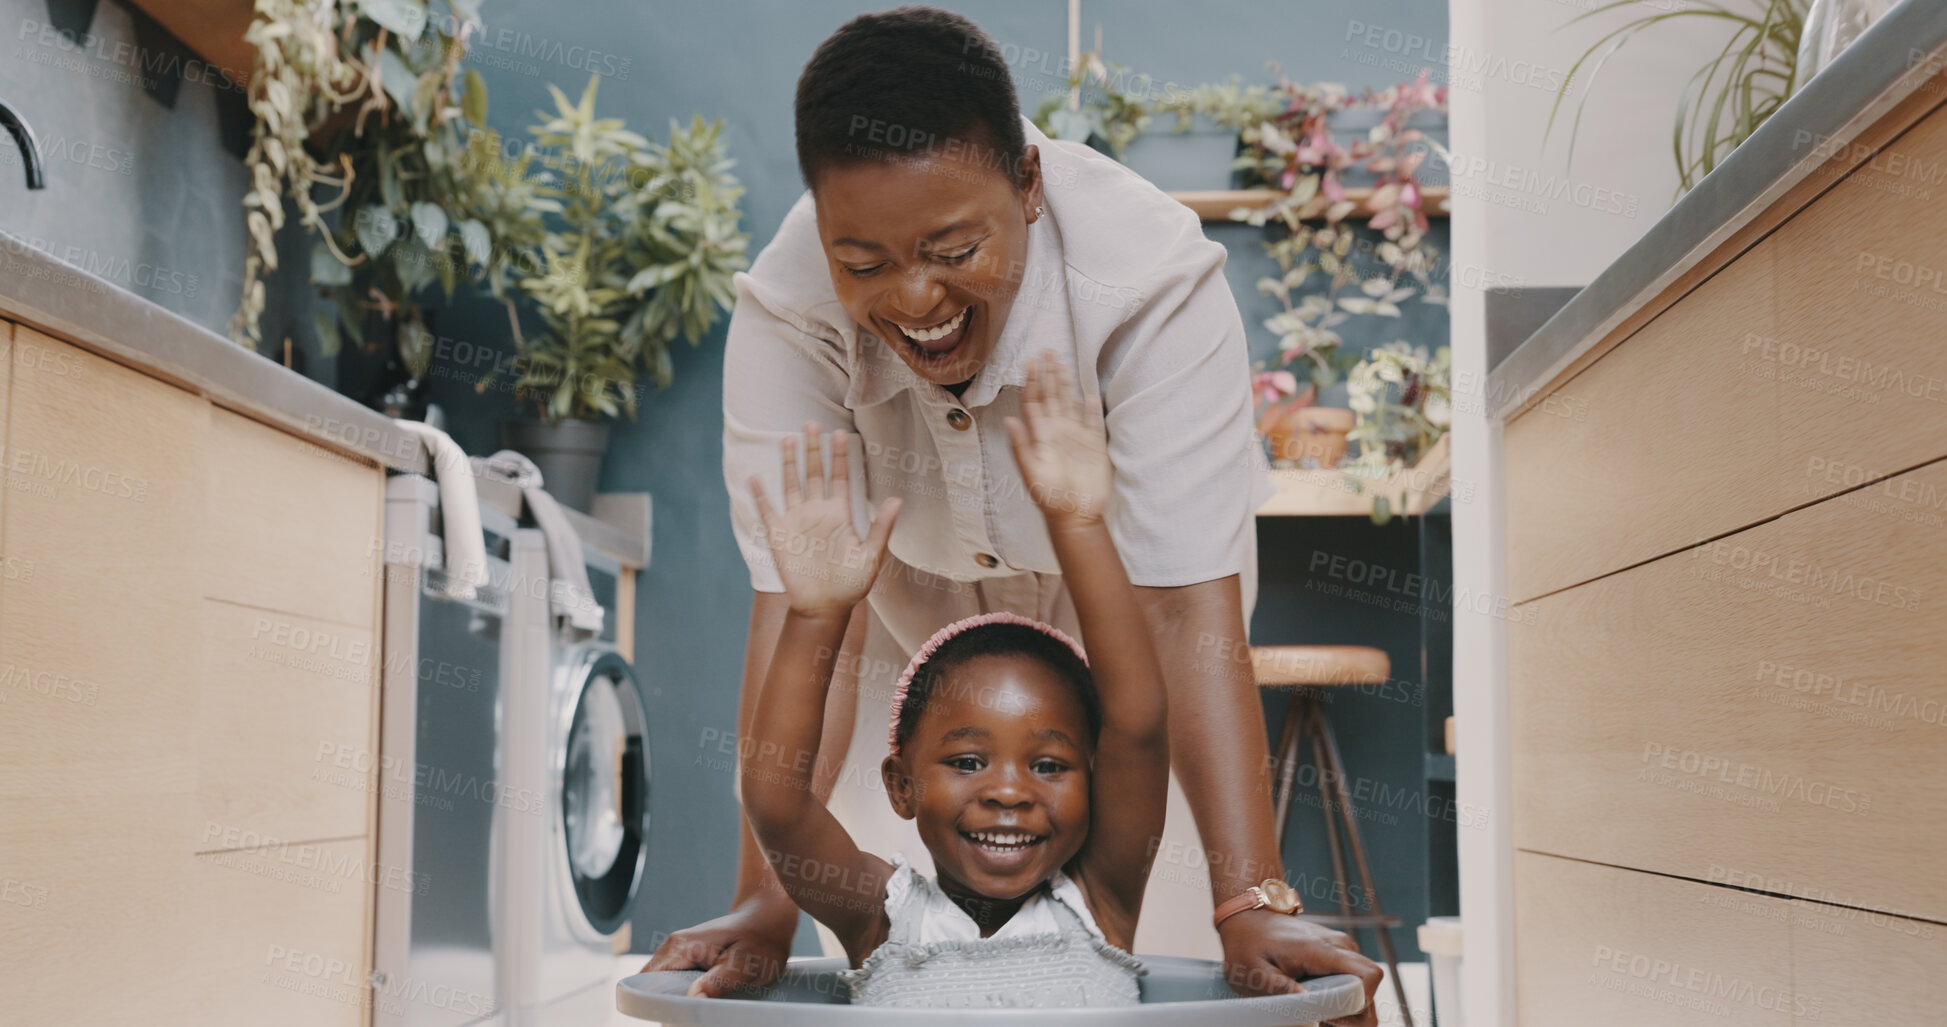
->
(811, 137, 1043, 388)
(888, 304, 975, 364)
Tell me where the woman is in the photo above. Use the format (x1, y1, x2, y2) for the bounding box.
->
(646, 7, 1383, 1023)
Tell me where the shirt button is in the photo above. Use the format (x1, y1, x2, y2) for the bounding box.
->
(975, 552, 999, 569)
(946, 409, 972, 430)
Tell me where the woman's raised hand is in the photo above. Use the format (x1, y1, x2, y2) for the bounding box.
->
(1004, 348, 1113, 528)
(749, 423, 902, 617)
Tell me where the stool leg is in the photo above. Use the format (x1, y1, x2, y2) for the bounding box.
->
(1314, 708, 1415, 1027)
(1270, 691, 1303, 845)
(1302, 696, 1354, 924)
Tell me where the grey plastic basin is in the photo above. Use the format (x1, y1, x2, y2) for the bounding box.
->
(617, 955, 1366, 1025)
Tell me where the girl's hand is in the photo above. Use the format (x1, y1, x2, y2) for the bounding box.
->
(1004, 349, 1113, 528)
(750, 423, 902, 617)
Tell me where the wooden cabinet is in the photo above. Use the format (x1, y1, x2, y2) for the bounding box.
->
(1505, 94, 1947, 604)
(1504, 66, 1947, 1027)
(1510, 458, 1947, 923)
(1514, 853, 1794, 1026)
(0, 325, 384, 1026)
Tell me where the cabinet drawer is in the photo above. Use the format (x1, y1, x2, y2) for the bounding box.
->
(1506, 101, 1947, 601)
(205, 407, 382, 629)
(0, 329, 207, 801)
(1514, 851, 1795, 1026)
(191, 837, 372, 1026)
(1790, 898, 1947, 1024)
(197, 602, 377, 847)
(1512, 460, 1947, 921)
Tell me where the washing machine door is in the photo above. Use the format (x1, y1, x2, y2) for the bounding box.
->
(558, 645, 648, 936)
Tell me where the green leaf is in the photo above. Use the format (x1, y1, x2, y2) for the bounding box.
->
(359, 0, 427, 42)
(310, 242, 353, 287)
(1047, 108, 1095, 142)
(377, 45, 416, 113)
(355, 205, 400, 259)
(313, 309, 342, 359)
(411, 70, 443, 131)
(463, 69, 489, 126)
(411, 201, 449, 251)
(458, 219, 491, 265)
(398, 318, 434, 379)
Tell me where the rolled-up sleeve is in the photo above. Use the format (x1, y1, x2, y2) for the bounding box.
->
(1098, 236, 1276, 588)
(721, 269, 856, 594)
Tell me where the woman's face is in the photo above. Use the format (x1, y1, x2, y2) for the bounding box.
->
(812, 141, 1044, 388)
(882, 653, 1092, 904)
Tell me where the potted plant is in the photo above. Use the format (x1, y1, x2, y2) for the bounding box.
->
(230, 0, 545, 419)
(1033, 55, 1281, 191)
(1222, 72, 1446, 471)
(1344, 342, 1452, 524)
(493, 75, 749, 511)
(1548, 0, 1811, 196)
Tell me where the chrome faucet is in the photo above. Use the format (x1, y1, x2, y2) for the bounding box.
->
(0, 97, 46, 190)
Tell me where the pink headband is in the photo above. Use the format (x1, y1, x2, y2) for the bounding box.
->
(886, 611, 1090, 756)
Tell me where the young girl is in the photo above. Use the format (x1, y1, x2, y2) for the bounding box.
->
(735, 349, 1170, 1008)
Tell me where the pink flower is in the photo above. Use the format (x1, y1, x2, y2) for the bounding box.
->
(1253, 369, 1299, 406)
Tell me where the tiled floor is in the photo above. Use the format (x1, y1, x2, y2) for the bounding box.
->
(606, 956, 1433, 1025)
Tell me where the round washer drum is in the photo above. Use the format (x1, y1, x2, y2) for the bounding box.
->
(557, 643, 649, 937)
(617, 956, 1367, 1025)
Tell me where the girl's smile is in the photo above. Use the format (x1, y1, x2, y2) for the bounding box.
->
(882, 652, 1094, 928)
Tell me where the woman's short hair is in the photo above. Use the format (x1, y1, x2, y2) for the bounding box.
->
(794, 5, 1028, 192)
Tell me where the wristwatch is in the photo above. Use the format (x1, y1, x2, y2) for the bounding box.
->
(1213, 878, 1304, 929)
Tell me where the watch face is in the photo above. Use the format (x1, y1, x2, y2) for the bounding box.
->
(1260, 879, 1301, 913)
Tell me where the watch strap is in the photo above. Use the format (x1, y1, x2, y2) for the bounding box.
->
(1212, 886, 1265, 929)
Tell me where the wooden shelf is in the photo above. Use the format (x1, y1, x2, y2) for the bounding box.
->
(126, 0, 255, 88)
(1256, 432, 1452, 517)
(1171, 187, 1451, 222)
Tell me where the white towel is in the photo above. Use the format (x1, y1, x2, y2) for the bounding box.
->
(470, 449, 606, 634)
(394, 420, 490, 600)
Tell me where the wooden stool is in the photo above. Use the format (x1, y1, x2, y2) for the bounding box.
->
(1253, 645, 1414, 1027)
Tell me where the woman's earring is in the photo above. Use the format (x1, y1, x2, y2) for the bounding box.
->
(1033, 205, 1045, 221)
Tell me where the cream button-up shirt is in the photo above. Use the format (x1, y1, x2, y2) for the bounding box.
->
(722, 114, 1274, 618)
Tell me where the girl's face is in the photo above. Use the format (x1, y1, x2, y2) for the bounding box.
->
(811, 139, 1044, 389)
(882, 653, 1092, 903)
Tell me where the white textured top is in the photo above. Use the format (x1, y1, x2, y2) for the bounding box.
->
(722, 113, 1273, 595)
(884, 852, 1109, 946)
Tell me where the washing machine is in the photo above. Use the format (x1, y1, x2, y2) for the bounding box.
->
(499, 521, 650, 1025)
(373, 473, 520, 1027)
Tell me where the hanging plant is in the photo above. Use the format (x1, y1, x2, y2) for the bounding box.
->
(231, 0, 545, 383)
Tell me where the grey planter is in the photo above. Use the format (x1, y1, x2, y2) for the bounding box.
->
(498, 418, 610, 513)
(1118, 113, 1246, 191)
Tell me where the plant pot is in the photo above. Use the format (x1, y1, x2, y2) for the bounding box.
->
(1119, 113, 1249, 191)
(1264, 405, 1353, 468)
(498, 418, 610, 512)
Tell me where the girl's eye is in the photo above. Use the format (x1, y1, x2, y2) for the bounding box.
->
(948, 756, 983, 772)
(1033, 759, 1066, 775)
